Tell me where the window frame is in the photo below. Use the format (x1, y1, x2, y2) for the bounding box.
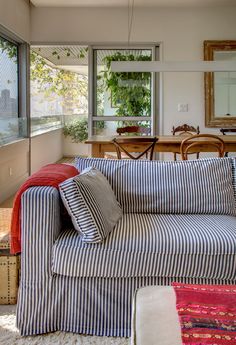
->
(27, 42, 160, 139)
(0, 25, 30, 145)
(89, 44, 159, 137)
(30, 45, 90, 137)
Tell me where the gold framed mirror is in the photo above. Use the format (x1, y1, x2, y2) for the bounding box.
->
(204, 40, 236, 127)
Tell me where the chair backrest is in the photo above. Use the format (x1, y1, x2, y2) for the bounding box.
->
(219, 128, 236, 157)
(172, 124, 200, 136)
(117, 126, 151, 136)
(180, 134, 225, 160)
(220, 128, 236, 135)
(112, 137, 158, 160)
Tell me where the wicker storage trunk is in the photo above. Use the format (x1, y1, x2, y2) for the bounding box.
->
(0, 208, 20, 304)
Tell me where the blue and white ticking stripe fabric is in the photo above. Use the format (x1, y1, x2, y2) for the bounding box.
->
(52, 213, 236, 280)
(231, 157, 236, 199)
(16, 186, 236, 337)
(75, 157, 236, 215)
(17, 275, 236, 337)
(59, 168, 122, 243)
(16, 158, 236, 338)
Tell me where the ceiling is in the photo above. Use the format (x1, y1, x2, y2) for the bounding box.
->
(30, 0, 236, 7)
(31, 46, 151, 75)
(32, 46, 151, 65)
(32, 46, 89, 65)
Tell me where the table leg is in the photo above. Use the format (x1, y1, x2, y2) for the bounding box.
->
(91, 144, 104, 158)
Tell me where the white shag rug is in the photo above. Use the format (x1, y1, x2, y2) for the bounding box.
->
(0, 306, 129, 345)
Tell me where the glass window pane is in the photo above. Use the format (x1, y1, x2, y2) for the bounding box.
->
(94, 49, 152, 117)
(0, 36, 20, 144)
(30, 46, 88, 135)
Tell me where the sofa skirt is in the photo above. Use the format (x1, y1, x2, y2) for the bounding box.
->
(16, 275, 236, 337)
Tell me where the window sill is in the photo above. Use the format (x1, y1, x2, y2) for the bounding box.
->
(30, 126, 62, 138)
(0, 137, 28, 149)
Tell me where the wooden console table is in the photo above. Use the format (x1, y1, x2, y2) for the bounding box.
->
(86, 135, 236, 158)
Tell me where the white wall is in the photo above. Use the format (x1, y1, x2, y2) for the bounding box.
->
(31, 5, 236, 138)
(31, 129, 63, 173)
(0, 0, 30, 42)
(63, 136, 89, 157)
(0, 139, 29, 203)
(0, 130, 63, 202)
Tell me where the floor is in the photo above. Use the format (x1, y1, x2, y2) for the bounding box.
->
(56, 156, 76, 164)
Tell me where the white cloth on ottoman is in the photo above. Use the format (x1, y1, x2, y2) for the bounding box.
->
(131, 286, 182, 345)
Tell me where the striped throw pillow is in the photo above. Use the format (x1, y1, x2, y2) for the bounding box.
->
(59, 167, 122, 243)
(75, 157, 236, 215)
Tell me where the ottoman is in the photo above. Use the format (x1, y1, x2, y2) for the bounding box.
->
(131, 286, 182, 345)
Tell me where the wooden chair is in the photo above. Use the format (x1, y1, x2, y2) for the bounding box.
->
(172, 124, 200, 160)
(117, 126, 151, 136)
(112, 137, 158, 160)
(220, 128, 236, 135)
(220, 128, 236, 157)
(105, 125, 151, 159)
(180, 134, 225, 160)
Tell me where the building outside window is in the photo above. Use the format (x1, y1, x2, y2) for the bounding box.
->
(0, 36, 20, 145)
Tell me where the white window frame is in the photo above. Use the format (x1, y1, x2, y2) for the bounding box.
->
(0, 25, 30, 145)
(89, 44, 159, 137)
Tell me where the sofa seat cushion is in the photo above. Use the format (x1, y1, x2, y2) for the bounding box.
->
(52, 213, 236, 280)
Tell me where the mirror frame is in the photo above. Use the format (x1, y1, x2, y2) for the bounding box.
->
(204, 40, 236, 127)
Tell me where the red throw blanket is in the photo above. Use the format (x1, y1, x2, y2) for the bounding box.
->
(11, 163, 78, 254)
(172, 282, 236, 345)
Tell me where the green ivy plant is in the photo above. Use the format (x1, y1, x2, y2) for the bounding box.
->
(100, 52, 151, 123)
(50, 47, 88, 60)
(63, 117, 105, 142)
(63, 118, 88, 143)
(0, 37, 17, 61)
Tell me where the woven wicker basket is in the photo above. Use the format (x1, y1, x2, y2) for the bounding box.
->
(0, 208, 20, 305)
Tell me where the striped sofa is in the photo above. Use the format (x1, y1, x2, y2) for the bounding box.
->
(17, 157, 236, 337)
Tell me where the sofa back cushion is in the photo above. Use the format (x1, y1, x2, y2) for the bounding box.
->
(75, 157, 236, 215)
(59, 167, 122, 243)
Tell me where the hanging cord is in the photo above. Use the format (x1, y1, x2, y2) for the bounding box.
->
(128, 0, 135, 46)
(127, 0, 130, 45)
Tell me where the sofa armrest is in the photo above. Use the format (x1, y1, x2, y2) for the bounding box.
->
(21, 186, 62, 281)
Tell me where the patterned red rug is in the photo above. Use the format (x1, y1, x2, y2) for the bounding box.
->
(173, 283, 236, 345)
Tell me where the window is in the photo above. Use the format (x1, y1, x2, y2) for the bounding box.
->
(92, 47, 155, 136)
(30, 46, 88, 136)
(29, 45, 158, 139)
(0, 36, 21, 144)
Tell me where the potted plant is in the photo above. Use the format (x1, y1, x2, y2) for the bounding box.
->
(63, 117, 89, 156)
